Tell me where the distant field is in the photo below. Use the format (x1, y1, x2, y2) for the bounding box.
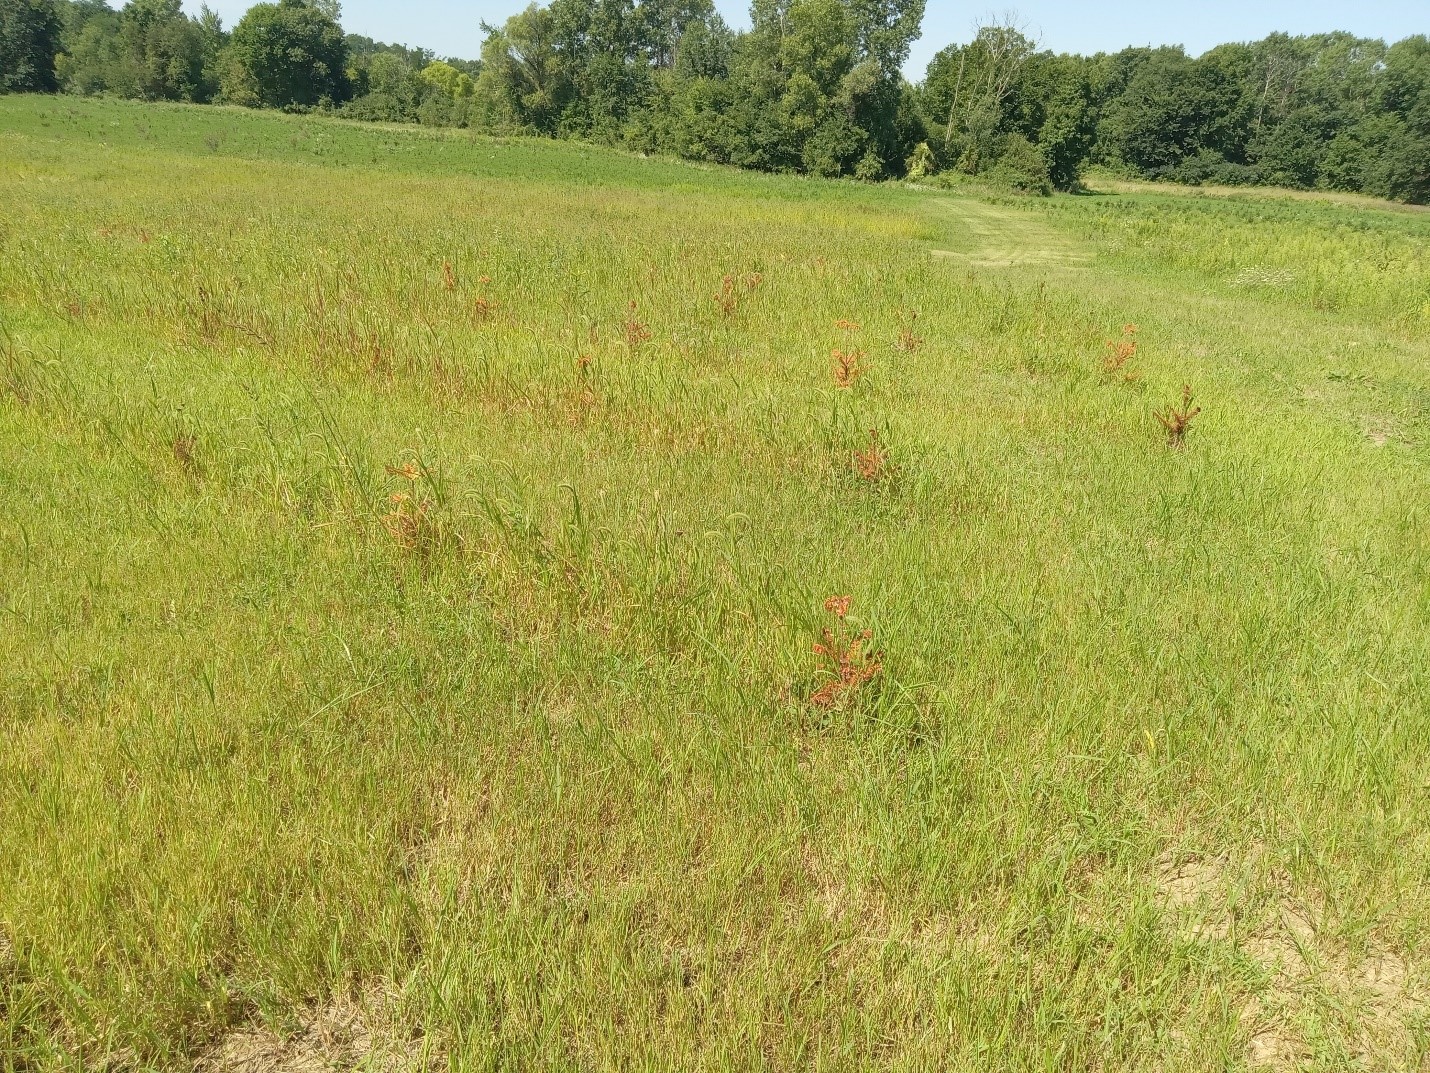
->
(2, 95, 1429, 1072)
(1082, 169, 1430, 213)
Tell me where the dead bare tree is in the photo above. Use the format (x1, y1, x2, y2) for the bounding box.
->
(944, 11, 1039, 171)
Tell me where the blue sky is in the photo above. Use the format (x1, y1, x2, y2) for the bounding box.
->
(184, 1, 1426, 76)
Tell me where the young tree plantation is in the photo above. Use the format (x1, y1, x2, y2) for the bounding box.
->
(4, 0, 1430, 1062)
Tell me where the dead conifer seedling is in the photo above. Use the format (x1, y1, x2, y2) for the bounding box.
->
(832, 347, 867, 388)
(471, 274, 496, 323)
(381, 462, 440, 555)
(566, 354, 599, 425)
(853, 429, 892, 482)
(895, 310, 924, 353)
(624, 301, 653, 349)
(1155, 384, 1202, 448)
(173, 432, 197, 472)
(810, 596, 883, 709)
(1103, 324, 1141, 382)
(832, 319, 868, 388)
(715, 274, 739, 317)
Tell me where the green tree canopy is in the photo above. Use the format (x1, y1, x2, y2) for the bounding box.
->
(1098, 47, 1227, 171)
(474, 3, 574, 134)
(419, 58, 474, 99)
(1, 0, 63, 91)
(225, 0, 349, 107)
(12, 0, 1424, 201)
(114, 0, 209, 100)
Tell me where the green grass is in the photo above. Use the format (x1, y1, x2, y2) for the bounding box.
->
(2, 94, 1429, 1071)
(1041, 188, 1430, 333)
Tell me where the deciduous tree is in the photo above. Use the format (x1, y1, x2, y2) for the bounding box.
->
(0, 0, 63, 91)
(224, 0, 349, 107)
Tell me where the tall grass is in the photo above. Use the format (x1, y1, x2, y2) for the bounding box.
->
(1040, 191, 1430, 334)
(2, 95, 1429, 1071)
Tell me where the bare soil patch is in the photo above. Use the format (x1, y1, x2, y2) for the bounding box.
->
(1153, 851, 1424, 1069)
(196, 992, 431, 1073)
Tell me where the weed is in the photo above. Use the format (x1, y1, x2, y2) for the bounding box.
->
(1, 333, 34, 405)
(0, 334, 66, 409)
(1155, 384, 1202, 448)
(442, 261, 456, 292)
(192, 285, 274, 347)
(195, 285, 220, 340)
(810, 595, 883, 709)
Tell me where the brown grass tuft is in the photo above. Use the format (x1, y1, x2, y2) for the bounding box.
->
(195, 990, 430, 1073)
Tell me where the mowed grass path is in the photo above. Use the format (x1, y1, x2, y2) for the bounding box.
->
(2, 97, 1430, 1071)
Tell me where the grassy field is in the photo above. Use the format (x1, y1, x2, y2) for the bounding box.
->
(2, 95, 1429, 1072)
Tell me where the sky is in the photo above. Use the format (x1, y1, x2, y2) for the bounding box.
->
(183, 1, 1427, 77)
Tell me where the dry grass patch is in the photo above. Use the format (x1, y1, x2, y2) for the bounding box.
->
(1153, 851, 1425, 1069)
(197, 991, 432, 1073)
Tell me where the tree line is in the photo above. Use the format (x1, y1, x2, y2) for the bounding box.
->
(2, 0, 1426, 202)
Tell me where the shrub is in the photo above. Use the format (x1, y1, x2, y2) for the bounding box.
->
(1157, 150, 1259, 187)
(984, 133, 1052, 196)
(904, 140, 935, 180)
(1321, 115, 1430, 205)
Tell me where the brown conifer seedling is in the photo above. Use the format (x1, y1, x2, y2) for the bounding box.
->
(624, 301, 653, 348)
(853, 429, 892, 482)
(832, 347, 867, 388)
(1103, 323, 1140, 382)
(895, 309, 924, 353)
(1155, 384, 1202, 448)
(715, 274, 739, 317)
(810, 596, 883, 709)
